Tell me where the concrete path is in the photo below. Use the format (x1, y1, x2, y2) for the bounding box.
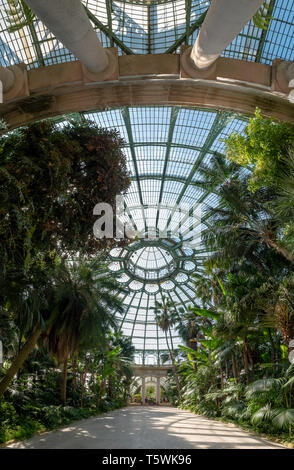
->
(6, 406, 285, 449)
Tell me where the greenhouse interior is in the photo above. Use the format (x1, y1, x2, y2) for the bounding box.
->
(0, 0, 294, 452)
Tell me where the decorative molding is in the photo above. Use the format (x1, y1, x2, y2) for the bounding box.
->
(180, 46, 217, 79)
(3, 64, 29, 101)
(0, 51, 294, 128)
(82, 48, 119, 83)
(272, 59, 294, 103)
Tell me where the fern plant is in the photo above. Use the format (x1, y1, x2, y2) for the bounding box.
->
(248, 364, 294, 436)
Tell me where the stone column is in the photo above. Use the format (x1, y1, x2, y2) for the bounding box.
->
(156, 377, 161, 405)
(191, 0, 264, 71)
(141, 377, 146, 405)
(0, 66, 15, 93)
(26, 0, 108, 74)
(0, 64, 26, 100)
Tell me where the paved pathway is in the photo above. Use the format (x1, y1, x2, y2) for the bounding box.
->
(6, 406, 285, 449)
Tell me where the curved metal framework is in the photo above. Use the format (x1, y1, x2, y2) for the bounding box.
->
(81, 105, 247, 362)
(0, 0, 293, 67)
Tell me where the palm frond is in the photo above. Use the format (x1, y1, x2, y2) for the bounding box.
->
(246, 378, 279, 399)
(251, 404, 273, 425)
(271, 408, 294, 430)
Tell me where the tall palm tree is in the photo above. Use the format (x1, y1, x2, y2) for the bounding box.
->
(0, 256, 126, 401)
(271, 150, 294, 256)
(44, 256, 126, 405)
(176, 308, 204, 352)
(0, 263, 54, 397)
(102, 332, 134, 401)
(252, 275, 294, 349)
(196, 154, 294, 268)
(154, 296, 181, 399)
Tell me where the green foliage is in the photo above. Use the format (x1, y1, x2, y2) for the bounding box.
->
(0, 120, 130, 277)
(272, 409, 294, 433)
(179, 358, 294, 441)
(146, 386, 155, 398)
(251, 404, 273, 425)
(0, 399, 108, 444)
(0, 331, 133, 444)
(44, 256, 125, 362)
(252, 2, 274, 30)
(188, 306, 222, 321)
(177, 269, 294, 441)
(246, 379, 278, 399)
(222, 402, 245, 419)
(4, 1, 35, 33)
(224, 109, 294, 192)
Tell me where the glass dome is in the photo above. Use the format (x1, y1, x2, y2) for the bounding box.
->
(126, 245, 175, 280)
(0, 0, 293, 364)
(0, 1, 293, 68)
(88, 105, 247, 363)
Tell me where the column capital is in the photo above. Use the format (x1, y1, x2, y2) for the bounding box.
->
(271, 59, 294, 103)
(82, 48, 119, 83)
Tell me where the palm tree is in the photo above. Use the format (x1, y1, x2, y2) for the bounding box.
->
(0, 263, 54, 397)
(0, 256, 125, 401)
(176, 310, 202, 352)
(103, 332, 134, 401)
(271, 150, 294, 257)
(154, 296, 181, 399)
(44, 256, 126, 405)
(196, 154, 294, 268)
(253, 275, 294, 350)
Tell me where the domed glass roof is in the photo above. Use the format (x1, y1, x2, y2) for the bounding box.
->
(0, 0, 293, 68)
(84, 105, 247, 364)
(0, 0, 293, 364)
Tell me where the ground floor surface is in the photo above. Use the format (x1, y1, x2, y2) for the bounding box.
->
(6, 406, 285, 449)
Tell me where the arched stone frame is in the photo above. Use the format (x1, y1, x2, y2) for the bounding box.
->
(1, 53, 294, 130)
(145, 354, 157, 366)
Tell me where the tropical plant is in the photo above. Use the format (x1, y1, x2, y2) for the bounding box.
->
(0, 120, 130, 277)
(0, 118, 130, 398)
(43, 256, 126, 404)
(154, 296, 181, 399)
(224, 108, 294, 192)
(247, 364, 294, 437)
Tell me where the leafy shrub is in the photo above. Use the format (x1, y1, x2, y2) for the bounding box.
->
(222, 402, 245, 419)
(0, 400, 18, 427)
(224, 108, 294, 192)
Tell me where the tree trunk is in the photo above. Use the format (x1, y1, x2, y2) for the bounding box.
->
(0, 325, 42, 398)
(72, 357, 77, 406)
(220, 365, 224, 389)
(80, 361, 88, 408)
(231, 352, 239, 383)
(243, 348, 250, 385)
(61, 355, 68, 406)
(166, 330, 182, 400)
(225, 361, 229, 379)
(266, 237, 294, 266)
(108, 376, 113, 400)
(101, 378, 106, 400)
(267, 328, 276, 363)
(16, 327, 24, 380)
(243, 337, 252, 385)
(247, 346, 254, 372)
(275, 302, 294, 350)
